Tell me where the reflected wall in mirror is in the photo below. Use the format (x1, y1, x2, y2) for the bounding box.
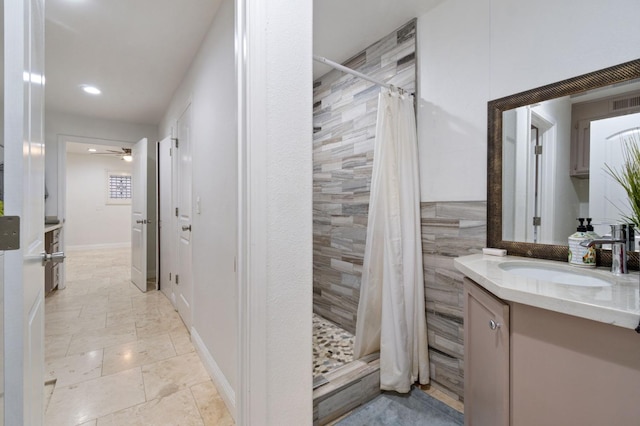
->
(488, 59, 640, 266)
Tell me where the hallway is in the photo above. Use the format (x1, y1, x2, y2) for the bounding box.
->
(43, 248, 234, 425)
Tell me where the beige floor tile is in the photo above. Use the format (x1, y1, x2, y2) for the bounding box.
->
(106, 297, 133, 312)
(45, 334, 72, 362)
(67, 324, 137, 355)
(79, 299, 111, 316)
(170, 331, 196, 355)
(191, 381, 235, 426)
(46, 350, 103, 387)
(45, 368, 146, 426)
(105, 309, 137, 327)
(97, 389, 204, 426)
(136, 314, 188, 340)
(420, 384, 464, 413)
(141, 352, 210, 400)
(102, 334, 176, 376)
(45, 308, 82, 322)
(44, 248, 226, 423)
(45, 313, 106, 336)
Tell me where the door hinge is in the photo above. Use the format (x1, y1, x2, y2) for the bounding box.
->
(170, 148, 172, 157)
(175, 207, 179, 217)
(175, 274, 180, 285)
(0, 216, 20, 251)
(533, 216, 542, 226)
(169, 272, 172, 281)
(173, 138, 179, 148)
(534, 145, 543, 155)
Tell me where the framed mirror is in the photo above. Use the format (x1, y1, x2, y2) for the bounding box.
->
(487, 59, 640, 267)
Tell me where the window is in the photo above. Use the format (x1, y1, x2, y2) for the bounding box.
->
(106, 171, 132, 205)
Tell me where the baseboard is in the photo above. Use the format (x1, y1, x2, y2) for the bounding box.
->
(66, 242, 131, 251)
(191, 327, 236, 420)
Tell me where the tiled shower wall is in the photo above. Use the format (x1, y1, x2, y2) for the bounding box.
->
(421, 201, 486, 400)
(312, 18, 486, 402)
(312, 20, 417, 334)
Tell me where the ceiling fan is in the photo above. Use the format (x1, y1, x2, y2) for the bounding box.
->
(91, 147, 133, 162)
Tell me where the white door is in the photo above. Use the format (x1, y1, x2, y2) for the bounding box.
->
(158, 136, 174, 303)
(176, 106, 193, 329)
(4, 0, 46, 424)
(131, 138, 148, 292)
(590, 113, 640, 237)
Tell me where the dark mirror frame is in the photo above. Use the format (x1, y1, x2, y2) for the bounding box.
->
(487, 58, 640, 269)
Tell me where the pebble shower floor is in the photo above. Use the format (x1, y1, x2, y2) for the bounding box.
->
(312, 313, 355, 377)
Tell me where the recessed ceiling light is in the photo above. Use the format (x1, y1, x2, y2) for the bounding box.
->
(81, 85, 101, 95)
(87, 148, 97, 152)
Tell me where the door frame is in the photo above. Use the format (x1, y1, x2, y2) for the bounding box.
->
(56, 135, 134, 288)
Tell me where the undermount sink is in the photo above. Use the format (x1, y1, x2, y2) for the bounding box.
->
(499, 261, 613, 287)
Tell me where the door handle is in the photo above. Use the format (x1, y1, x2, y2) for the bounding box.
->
(136, 219, 149, 224)
(182, 225, 192, 232)
(41, 251, 66, 266)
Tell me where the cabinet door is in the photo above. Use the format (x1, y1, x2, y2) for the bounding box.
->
(570, 119, 590, 177)
(464, 278, 510, 426)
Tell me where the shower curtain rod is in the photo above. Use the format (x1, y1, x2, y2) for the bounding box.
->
(313, 55, 412, 94)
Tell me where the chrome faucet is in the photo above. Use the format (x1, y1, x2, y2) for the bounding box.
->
(580, 224, 629, 275)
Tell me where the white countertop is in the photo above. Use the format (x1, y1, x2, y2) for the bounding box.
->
(454, 254, 640, 330)
(44, 223, 63, 233)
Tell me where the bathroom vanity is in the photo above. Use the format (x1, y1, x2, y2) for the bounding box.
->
(456, 254, 640, 426)
(44, 223, 63, 293)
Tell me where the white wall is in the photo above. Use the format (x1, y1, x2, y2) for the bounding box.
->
(417, 0, 640, 202)
(45, 110, 158, 217)
(65, 153, 132, 249)
(238, 0, 313, 422)
(159, 0, 238, 412)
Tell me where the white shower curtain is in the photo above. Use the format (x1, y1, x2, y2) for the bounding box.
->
(353, 88, 429, 393)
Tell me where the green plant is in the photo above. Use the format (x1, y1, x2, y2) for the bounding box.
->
(604, 132, 640, 228)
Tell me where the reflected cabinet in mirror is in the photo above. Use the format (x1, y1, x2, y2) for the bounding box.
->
(488, 59, 640, 267)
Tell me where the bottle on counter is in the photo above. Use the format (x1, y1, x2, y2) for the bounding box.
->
(568, 218, 596, 267)
(586, 218, 600, 244)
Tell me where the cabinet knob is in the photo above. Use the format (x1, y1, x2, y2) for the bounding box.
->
(489, 319, 501, 330)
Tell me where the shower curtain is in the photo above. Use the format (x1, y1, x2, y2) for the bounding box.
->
(353, 88, 429, 393)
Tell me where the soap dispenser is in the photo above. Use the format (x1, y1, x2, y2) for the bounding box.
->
(586, 218, 600, 240)
(568, 218, 596, 267)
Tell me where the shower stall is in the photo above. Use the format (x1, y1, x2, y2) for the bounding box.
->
(311, 19, 418, 425)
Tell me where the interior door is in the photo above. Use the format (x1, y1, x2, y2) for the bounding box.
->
(158, 136, 174, 303)
(590, 113, 640, 237)
(4, 0, 46, 424)
(176, 106, 193, 329)
(131, 138, 148, 292)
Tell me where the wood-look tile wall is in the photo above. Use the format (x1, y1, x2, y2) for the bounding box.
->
(312, 20, 417, 334)
(422, 201, 486, 401)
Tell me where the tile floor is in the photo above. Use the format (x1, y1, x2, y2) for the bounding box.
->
(44, 247, 234, 426)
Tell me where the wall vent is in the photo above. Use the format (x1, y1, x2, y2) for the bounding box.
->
(611, 94, 640, 112)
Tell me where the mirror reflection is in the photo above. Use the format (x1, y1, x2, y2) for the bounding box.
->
(502, 78, 640, 245)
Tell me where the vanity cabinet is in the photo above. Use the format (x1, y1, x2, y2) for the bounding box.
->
(44, 226, 61, 293)
(464, 277, 640, 426)
(463, 278, 509, 426)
